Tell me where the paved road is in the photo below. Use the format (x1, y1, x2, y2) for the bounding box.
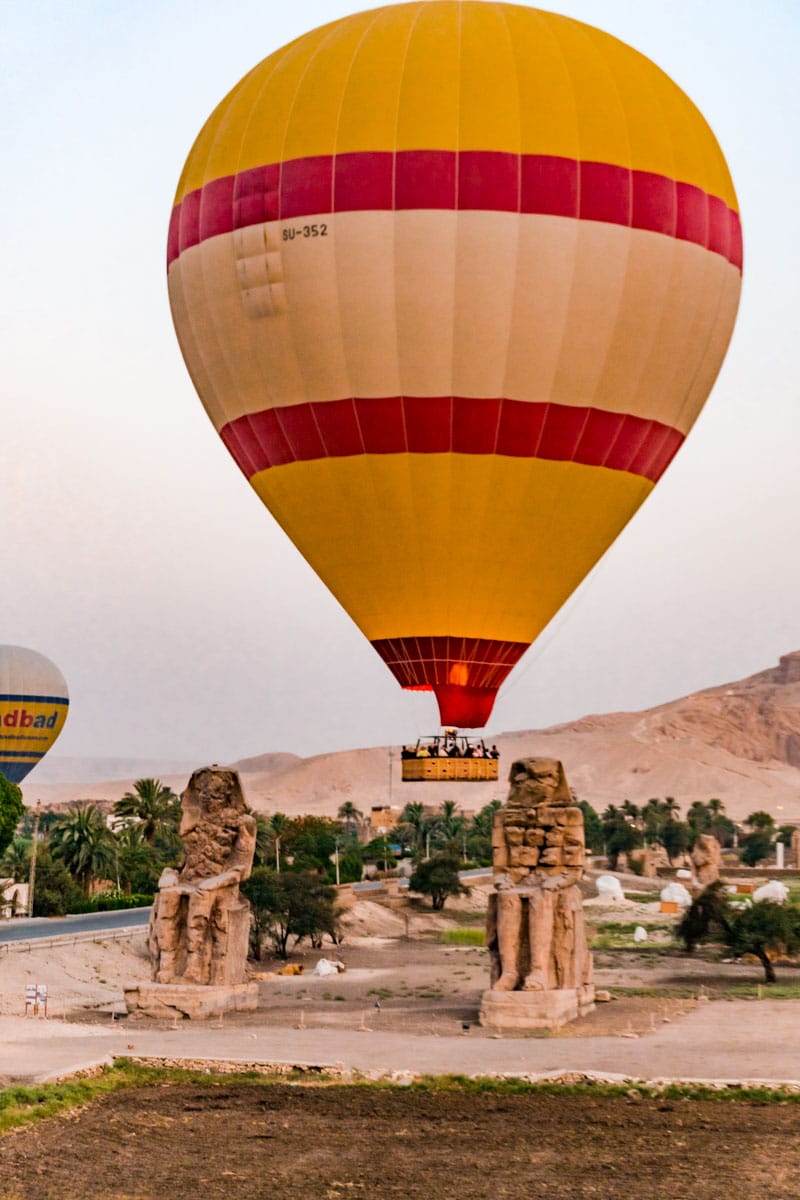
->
(1, 1000, 799, 1086)
(0, 908, 151, 944)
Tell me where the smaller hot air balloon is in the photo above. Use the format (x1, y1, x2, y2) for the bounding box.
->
(0, 646, 69, 784)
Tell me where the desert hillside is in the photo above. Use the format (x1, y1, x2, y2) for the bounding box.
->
(20, 653, 800, 823)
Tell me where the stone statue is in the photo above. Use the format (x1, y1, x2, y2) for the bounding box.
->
(479, 758, 594, 1030)
(691, 833, 722, 888)
(791, 828, 800, 869)
(148, 766, 256, 987)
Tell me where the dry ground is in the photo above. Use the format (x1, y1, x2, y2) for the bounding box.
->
(2, 890, 800, 1200)
(1, 1081, 799, 1200)
(4, 889, 798, 1041)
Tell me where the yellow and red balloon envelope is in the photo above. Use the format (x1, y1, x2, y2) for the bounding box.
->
(168, 2, 742, 727)
(0, 646, 69, 784)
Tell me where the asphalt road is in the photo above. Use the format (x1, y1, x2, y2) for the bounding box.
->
(0, 907, 151, 943)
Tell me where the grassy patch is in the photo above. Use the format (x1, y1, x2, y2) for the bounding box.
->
(0, 1062, 313, 1135)
(2, 1062, 799, 1138)
(407, 1075, 800, 1103)
(367, 988, 394, 1000)
(438, 928, 486, 946)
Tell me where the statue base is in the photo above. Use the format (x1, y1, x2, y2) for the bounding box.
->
(479, 986, 595, 1031)
(124, 982, 259, 1021)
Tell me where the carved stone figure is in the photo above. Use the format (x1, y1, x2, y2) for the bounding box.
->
(479, 758, 594, 1029)
(691, 833, 722, 888)
(792, 829, 800, 869)
(148, 766, 256, 987)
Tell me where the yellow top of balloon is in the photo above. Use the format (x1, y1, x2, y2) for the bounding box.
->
(175, 1, 737, 210)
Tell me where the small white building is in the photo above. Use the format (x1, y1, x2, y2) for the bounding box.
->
(0, 879, 28, 918)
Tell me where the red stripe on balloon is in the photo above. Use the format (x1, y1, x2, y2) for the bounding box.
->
(371, 635, 530, 726)
(219, 397, 684, 483)
(167, 150, 742, 269)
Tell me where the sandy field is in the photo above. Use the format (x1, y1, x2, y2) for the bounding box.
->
(1, 884, 795, 1044)
(1, 887, 800, 1199)
(1, 1080, 799, 1200)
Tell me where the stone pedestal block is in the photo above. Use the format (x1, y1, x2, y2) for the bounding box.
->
(479, 985, 595, 1031)
(124, 981, 259, 1021)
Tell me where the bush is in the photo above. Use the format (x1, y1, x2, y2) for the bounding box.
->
(409, 852, 468, 911)
(95, 893, 153, 911)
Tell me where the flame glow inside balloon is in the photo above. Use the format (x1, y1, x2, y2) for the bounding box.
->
(0, 646, 69, 783)
(168, 2, 741, 727)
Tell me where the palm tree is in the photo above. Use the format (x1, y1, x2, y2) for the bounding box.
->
(114, 779, 180, 846)
(621, 799, 641, 826)
(1, 837, 31, 882)
(113, 823, 156, 894)
(438, 799, 464, 842)
(337, 801, 363, 837)
(49, 805, 115, 891)
(266, 812, 290, 871)
(401, 801, 426, 855)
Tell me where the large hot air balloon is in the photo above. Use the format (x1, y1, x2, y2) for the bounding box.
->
(0, 646, 69, 783)
(168, 2, 741, 728)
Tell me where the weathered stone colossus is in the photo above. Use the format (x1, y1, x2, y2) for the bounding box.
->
(480, 758, 594, 1029)
(148, 766, 256, 986)
(690, 833, 722, 888)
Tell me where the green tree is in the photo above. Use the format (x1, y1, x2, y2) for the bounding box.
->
(113, 823, 161, 894)
(661, 819, 690, 865)
(438, 799, 464, 842)
(1, 836, 31, 882)
(49, 804, 115, 891)
(687, 801, 712, 845)
(337, 845, 364, 884)
(400, 801, 426, 856)
(337, 801, 363, 837)
(0, 776, 24, 861)
(409, 851, 468, 911)
(30, 846, 85, 916)
(726, 901, 800, 984)
(601, 808, 642, 870)
(777, 824, 796, 847)
(281, 815, 338, 873)
(242, 867, 340, 959)
(746, 811, 775, 832)
(678, 881, 732, 953)
(740, 829, 773, 868)
(710, 814, 737, 848)
(113, 779, 180, 847)
(579, 801, 604, 855)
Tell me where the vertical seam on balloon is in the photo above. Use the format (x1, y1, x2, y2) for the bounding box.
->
(176, 85, 245, 474)
(441, 0, 465, 678)
(275, 21, 351, 417)
(226, 45, 293, 478)
(577, 25, 635, 477)
(490, 0, 522, 460)
(391, 2, 434, 693)
(670, 94, 740, 456)
(329, 6, 393, 628)
(475, 0, 525, 692)
(616, 47, 685, 483)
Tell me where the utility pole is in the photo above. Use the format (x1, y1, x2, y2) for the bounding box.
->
(27, 801, 41, 918)
(275, 835, 281, 873)
(387, 747, 393, 805)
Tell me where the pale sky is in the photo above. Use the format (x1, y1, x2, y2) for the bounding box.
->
(2, 1, 798, 765)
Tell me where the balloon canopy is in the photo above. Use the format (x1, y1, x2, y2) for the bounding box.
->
(168, 1, 742, 727)
(0, 646, 69, 784)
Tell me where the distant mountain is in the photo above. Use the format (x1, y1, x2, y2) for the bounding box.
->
(25, 756, 201, 786)
(20, 653, 800, 823)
